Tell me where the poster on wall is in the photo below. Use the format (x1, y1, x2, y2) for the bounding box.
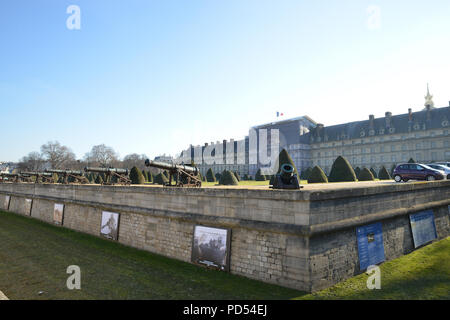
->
(3, 195, 10, 211)
(53, 204, 65, 225)
(100, 211, 120, 240)
(191, 225, 231, 271)
(409, 210, 437, 248)
(25, 199, 33, 216)
(356, 222, 385, 271)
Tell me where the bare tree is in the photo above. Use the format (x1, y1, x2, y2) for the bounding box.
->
(84, 144, 119, 168)
(122, 153, 148, 170)
(40, 141, 76, 169)
(17, 152, 46, 171)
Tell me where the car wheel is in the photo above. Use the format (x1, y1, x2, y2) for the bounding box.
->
(426, 175, 436, 181)
(394, 175, 402, 182)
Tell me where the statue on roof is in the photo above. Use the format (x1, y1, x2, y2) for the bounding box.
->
(424, 83, 435, 109)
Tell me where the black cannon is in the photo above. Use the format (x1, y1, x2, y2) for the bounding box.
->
(46, 169, 89, 184)
(20, 171, 55, 184)
(270, 163, 302, 190)
(84, 167, 131, 185)
(144, 159, 202, 187)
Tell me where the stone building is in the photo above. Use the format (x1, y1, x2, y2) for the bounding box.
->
(178, 89, 450, 177)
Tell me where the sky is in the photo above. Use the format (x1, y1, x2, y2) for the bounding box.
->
(1, 0, 449, 162)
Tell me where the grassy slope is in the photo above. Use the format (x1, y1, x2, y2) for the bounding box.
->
(0, 211, 302, 300)
(295, 236, 450, 300)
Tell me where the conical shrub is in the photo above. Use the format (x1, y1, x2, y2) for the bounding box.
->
(328, 156, 357, 182)
(206, 168, 216, 182)
(154, 172, 169, 185)
(378, 166, 391, 180)
(274, 149, 298, 177)
(255, 168, 266, 181)
(307, 166, 328, 183)
(130, 166, 145, 184)
(358, 168, 375, 181)
(370, 168, 378, 179)
(354, 167, 361, 179)
(219, 170, 239, 185)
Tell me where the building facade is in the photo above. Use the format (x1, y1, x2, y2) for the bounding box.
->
(177, 93, 450, 178)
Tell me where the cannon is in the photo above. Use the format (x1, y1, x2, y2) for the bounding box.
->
(270, 163, 302, 190)
(84, 167, 131, 185)
(144, 159, 202, 187)
(0, 173, 34, 183)
(21, 171, 55, 184)
(45, 169, 89, 184)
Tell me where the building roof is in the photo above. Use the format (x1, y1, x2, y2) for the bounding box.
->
(308, 105, 450, 143)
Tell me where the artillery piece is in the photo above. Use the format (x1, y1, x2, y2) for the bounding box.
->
(0, 173, 24, 183)
(45, 169, 89, 184)
(20, 171, 55, 184)
(144, 159, 202, 187)
(84, 167, 131, 185)
(270, 163, 302, 190)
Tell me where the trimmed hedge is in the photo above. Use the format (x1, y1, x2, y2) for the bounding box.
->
(358, 167, 375, 181)
(255, 169, 266, 181)
(354, 167, 361, 179)
(219, 170, 239, 185)
(378, 166, 391, 180)
(154, 172, 169, 185)
(307, 166, 328, 183)
(275, 149, 298, 177)
(130, 166, 145, 184)
(206, 168, 216, 182)
(370, 168, 378, 179)
(328, 156, 357, 182)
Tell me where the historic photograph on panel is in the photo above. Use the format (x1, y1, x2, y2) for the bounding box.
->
(191, 226, 231, 271)
(25, 199, 32, 215)
(53, 203, 64, 225)
(100, 211, 120, 240)
(3, 196, 10, 211)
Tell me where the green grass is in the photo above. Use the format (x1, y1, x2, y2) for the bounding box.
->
(295, 236, 450, 300)
(0, 211, 302, 300)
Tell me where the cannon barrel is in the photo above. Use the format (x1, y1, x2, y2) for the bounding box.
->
(46, 169, 84, 175)
(280, 164, 295, 183)
(84, 167, 128, 175)
(144, 159, 198, 175)
(21, 171, 53, 177)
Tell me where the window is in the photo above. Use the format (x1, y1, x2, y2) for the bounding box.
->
(391, 145, 396, 152)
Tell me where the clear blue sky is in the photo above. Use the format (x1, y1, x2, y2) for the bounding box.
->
(1, 0, 449, 162)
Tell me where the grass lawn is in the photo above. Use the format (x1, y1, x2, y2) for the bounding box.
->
(295, 236, 450, 300)
(0, 211, 302, 300)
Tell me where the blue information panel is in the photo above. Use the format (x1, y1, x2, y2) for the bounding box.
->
(409, 210, 437, 248)
(356, 222, 385, 271)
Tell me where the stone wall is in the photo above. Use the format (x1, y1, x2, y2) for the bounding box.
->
(0, 181, 449, 292)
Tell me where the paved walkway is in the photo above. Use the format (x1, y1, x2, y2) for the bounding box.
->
(0, 290, 8, 300)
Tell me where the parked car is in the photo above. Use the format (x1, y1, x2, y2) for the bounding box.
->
(392, 163, 445, 182)
(435, 162, 450, 168)
(427, 163, 450, 179)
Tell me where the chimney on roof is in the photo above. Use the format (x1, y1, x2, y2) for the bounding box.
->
(385, 112, 392, 127)
(408, 108, 413, 121)
(369, 115, 375, 129)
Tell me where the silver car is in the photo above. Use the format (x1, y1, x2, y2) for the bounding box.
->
(427, 163, 450, 179)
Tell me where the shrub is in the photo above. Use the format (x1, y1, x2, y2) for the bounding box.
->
(301, 167, 312, 180)
(390, 164, 397, 176)
(378, 166, 391, 180)
(154, 172, 168, 185)
(354, 167, 361, 179)
(141, 170, 148, 182)
(328, 156, 357, 182)
(95, 174, 103, 184)
(215, 173, 222, 181)
(255, 169, 266, 181)
(358, 168, 375, 181)
(307, 166, 328, 183)
(233, 171, 241, 181)
(147, 171, 153, 183)
(370, 168, 378, 179)
(219, 170, 239, 185)
(408, 158, 415, 163)
(130, 166, 145, 184)
(243, 174, 249, 180)
(274, 149, 298, 177)
(206, 168, 216, 182)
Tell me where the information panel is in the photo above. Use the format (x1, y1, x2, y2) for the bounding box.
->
(191, 225, 231, 271)
(356, 222, 385, 271)
(409, 210, 437, 248)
